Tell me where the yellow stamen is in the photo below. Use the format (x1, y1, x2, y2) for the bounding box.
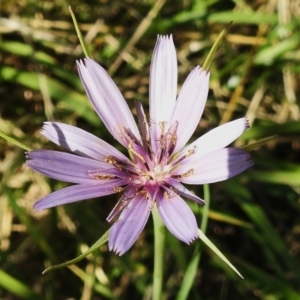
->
(128, 143, 146, 163)
(114, 186, 124, 193)
(180, 169, 194, 178)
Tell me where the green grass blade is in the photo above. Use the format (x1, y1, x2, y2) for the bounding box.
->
(5, 188, 55, 261)
(208, 11, 277, 24)
(198, 228, 243, 279)
(254, 38, 298, 65)
(202, 23, 231, 71)
(247, 169, 300, 186)
(1, 66, 100, 126)
(0, 269, 42, 299)
(43, 229, 109, 274)
(240, 135, 277, 151)
(0, 131, 31, 151)
(176, 184, 210, 300)
(236, 259, 300, 299)
(69, 6, 92, 58)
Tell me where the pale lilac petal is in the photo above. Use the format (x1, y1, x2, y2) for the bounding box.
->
(164, 178, 205, 206)
(178, 118, 249, 161)
(26, 150, 107, 183)
(42, 122, 131, 163)
(77, 58, 140, 147)
(108, 193, 150, 255)
(149, 35, 177, 152)
(171, 67, 210, 152)
(175, 148, 252, 185)
(106, 186, 142, 222)
(33, 180, 126, 212)
(135, 100, 151, 153)
(156, 188, 198, 244)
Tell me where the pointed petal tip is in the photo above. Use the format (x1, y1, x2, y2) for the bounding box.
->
(157, 189, 199, 244)
(32, 202, 43, 213)
(115, 248, 125, 256)
(76, 59, 84, 68)
(108, 194, 150, 256)
(245, 117, 250, 129)
(188, 233, 199, 244)
(108, 240, 126, 256)
(157, 34, 173, 41)
(110, 247, 124, 256)
(181, 231, 199, 245)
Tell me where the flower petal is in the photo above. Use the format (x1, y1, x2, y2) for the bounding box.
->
(175, 148, 252, 185)
(77, 58, 140, 147)
(135, 100, 151, 153)
(106, 186, 142, 222)
(156, 188, 198, 244)
(178, 118, 249, 161)
(33, 180, 126, 212)
(26, 150, 107, 183)
(171, 67, 210, 152)
(149, 35, 177, 152)
(42, 122, 131, 163)
(108, 192, 150, 255)
(164, 178, 205, 206)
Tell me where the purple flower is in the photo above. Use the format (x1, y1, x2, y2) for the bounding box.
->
(27, 35, 252, 255)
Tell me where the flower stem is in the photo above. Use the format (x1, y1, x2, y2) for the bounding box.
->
(152, 207, 166, 300)
(200, 184, 210, 232)
(175, 184, 210, 300)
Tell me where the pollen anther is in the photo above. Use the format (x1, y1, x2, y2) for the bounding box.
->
(180, 169, 194, 178)
(167, 132, 177, 146)
(93, 174, 115, 180)
(105, 156, 117, 165)
(164, 191, 171, 199)
(128, 143, 146, 163)
(114, 186, 124, 193)
(141, 190, 149, 200)
(158, 122, 167, 149)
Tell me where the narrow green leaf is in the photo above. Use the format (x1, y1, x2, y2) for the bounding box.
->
(2, 66, 100, 126)
(200, 184, 210, 232)
(247, 170, 300, 186)
(43, 229, 109, 274)
(254, 38, 298, 65)
(226, 180, 300, 282)
(175, 245, 200, 300)
(0, 269, 41, 299)
(5, 187, 56, 261)
(176, 184, 210, 300)
(240, 135, 277, 151)
(202, 23, 231, 71)
(208, 11, 278, 25)
(206, 210, 253, 228)
(236, 259, 300, 299)
(238, 121, 300, 141)
(69, 6, 92, 58)
(0, 130, 31, 151)
(0, 41, 56, 63)
(198, 229, 243, 278)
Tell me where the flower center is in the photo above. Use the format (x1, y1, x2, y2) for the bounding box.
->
(150, 164, 170, 181)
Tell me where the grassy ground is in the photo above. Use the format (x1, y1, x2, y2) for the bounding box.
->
(1, 0, 300, 299)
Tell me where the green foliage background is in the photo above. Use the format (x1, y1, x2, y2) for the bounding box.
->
(1, 0, 300, 299)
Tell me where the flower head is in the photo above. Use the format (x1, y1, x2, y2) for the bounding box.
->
(27, 35, 252, 255)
